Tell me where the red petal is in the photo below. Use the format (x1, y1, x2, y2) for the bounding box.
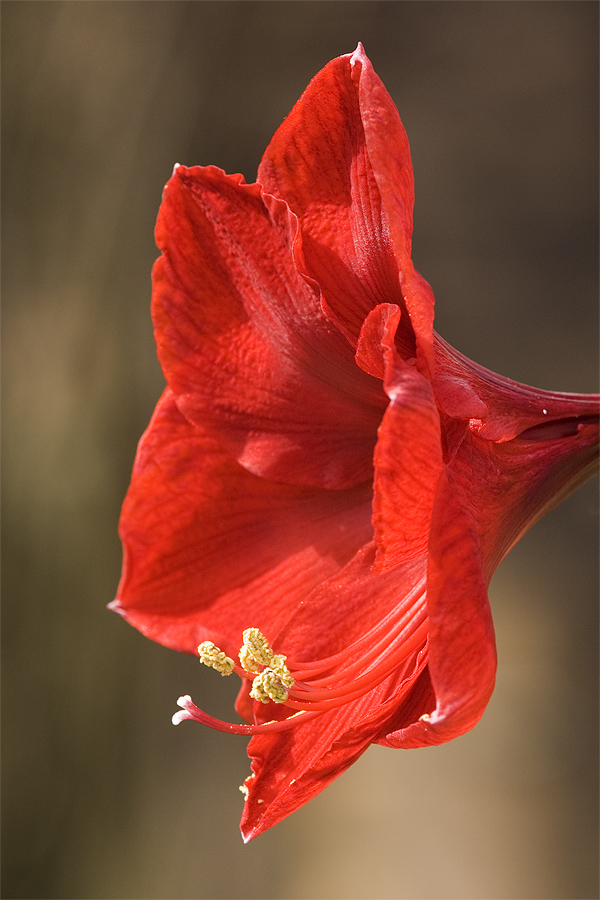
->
(113, 390, 373, 656)
(257, 45, 434, 371)
(356, 304, 443, 570)
(153, 164, 385, 489)
(377, 469, 497, 748)
(352, 46, 435, 375)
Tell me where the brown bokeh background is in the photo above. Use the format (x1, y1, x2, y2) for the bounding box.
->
(2, 3, 598, 898)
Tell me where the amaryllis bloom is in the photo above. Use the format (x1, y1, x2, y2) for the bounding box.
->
(111, 45, 599, 841)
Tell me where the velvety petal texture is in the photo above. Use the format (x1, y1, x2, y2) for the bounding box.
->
(114, 45, 599, 841)
(153, 164, 386, 489)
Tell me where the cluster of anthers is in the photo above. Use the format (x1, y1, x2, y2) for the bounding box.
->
(199, 628, 294, 704)
(172, 589, 429, 736)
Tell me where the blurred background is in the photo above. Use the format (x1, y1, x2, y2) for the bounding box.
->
(2, 3, 598, 898)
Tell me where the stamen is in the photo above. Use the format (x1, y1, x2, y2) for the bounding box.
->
(240, 628, 293, 686)
(239, 645, 262, 674)
(198, 641, 235, 676)
(249, 668, 289, 704)
(241, 628, 274, 668)
(175, 610, 429, 738)
(271, 654, 293, 686)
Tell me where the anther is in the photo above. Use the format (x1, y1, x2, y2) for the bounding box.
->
(270, 654, 293, 688)
(240, 628, 293, 687)
(249, 668, 289, 704)
(239, 644, 262, 674)
(198, 641, 235, 676)
(241, 628, 274, 668)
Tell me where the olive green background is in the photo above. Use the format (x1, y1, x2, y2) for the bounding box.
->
(3, 2, 598, 898)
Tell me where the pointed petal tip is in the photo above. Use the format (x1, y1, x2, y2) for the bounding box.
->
(350, 42, 368, 65)
(240, 812, 268, 844)
(107, 598, 125, 617)
(239, 780, 275, 843)
(239, 805, 258, 843)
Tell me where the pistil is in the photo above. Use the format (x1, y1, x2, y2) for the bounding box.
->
(173, 695, 322, 734)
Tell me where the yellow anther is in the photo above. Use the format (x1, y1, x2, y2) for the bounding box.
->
(249, 669, 289, 704)
(240, 628, 294, 689)
(239, 644, 262, 675)
(198, 641, 234, 676)
(242, 628, 274, 668)
(270, 653, 294, 688)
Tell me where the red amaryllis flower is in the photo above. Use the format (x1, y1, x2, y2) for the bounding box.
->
(111, 45, 599, 841)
